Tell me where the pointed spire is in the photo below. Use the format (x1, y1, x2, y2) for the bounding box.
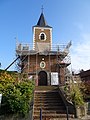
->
(34, 7, 52, 28)
(37, 12, 47, 27)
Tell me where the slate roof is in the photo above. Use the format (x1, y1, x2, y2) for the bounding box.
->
(34, 12, 52, 28)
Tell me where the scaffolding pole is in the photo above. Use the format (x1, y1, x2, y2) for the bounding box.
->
(5, 56, 20, 71)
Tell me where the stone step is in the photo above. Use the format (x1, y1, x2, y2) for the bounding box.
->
(33, 113, 74, 119)
(34, 106, 65, 110)
(34, 109, 67, 115)
(33, 86, 75, 119)
(34, 93, 58, 98)
(34, 90, 58, 95)
(35, 86, 58, 91)
(33, 118, 74, 120)
(34, 101, 64, 105)
(34, 93, 61, 96)
(34, 105, 65, 109)
(34, 106, 65, 111)
(34, 102, 63, 106)
(33, 118, 75, 120)
(34, 97, 62, 101)
(34, 100, 63, 105)
(34, 102, 63, 105)
(34, 94, 59, 97)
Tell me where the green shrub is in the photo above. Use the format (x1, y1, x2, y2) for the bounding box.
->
(70, 84, 84, 106)
(0, 71, 34, 116)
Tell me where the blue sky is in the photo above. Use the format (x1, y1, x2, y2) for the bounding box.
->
(0, 0, 90, 72)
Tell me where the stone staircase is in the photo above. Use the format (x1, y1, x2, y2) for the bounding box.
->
(33, 86, 74, 120)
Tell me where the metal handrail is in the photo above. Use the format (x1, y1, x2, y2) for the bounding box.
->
(66, 106, 69, 120)
(16, 43, 69, 52)
(58, 86, 69, 120)
(40, 107, 42, 120)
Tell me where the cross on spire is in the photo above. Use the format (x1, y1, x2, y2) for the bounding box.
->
(41, 5, 44, 13)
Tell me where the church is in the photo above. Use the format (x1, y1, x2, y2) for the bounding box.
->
(16, 11, 77, 119)
(16, 11, 71, 86)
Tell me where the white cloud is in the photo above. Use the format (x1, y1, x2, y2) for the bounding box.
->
(70, 33, 90, 71)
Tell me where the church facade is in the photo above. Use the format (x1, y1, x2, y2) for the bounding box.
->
(16, 12, 71, 86)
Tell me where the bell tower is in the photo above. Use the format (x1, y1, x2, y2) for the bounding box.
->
(33, 11, 52, 52)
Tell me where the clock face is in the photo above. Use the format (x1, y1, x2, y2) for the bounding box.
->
(39, 32, 46, 41)
(40, 61, 46, 68)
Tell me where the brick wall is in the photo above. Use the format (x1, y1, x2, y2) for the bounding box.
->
(21, 54, 65, 84)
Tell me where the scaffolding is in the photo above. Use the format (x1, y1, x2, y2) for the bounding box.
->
(15, 41, 71, 83)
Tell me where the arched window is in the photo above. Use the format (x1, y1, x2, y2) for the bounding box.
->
(40, 33, 45, 40)
(39, 32, 46, 41)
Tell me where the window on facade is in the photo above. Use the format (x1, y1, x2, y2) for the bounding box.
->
(40, 33, 45, 40)
(39, 32, 46, 41)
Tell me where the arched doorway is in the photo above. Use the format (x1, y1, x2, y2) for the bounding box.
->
(38, 71, 47, 86)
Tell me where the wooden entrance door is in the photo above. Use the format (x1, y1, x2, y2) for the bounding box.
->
(38, 71, 47, 86)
